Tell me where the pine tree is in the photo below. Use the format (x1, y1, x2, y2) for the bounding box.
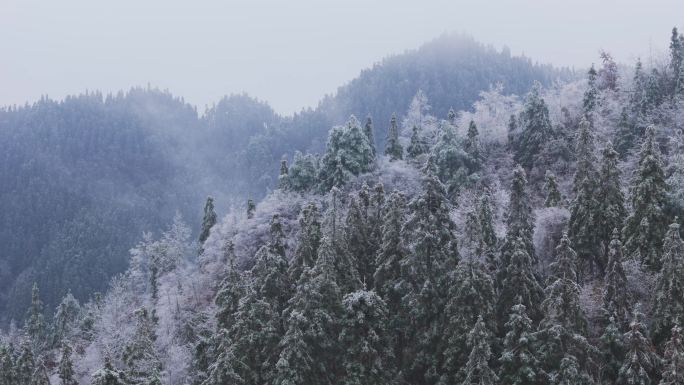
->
(603, 229, 631, 325)
(601, 316, 626, 385)
(289, 202, 322, 283)
(670, 27, 684, 96)
(31, 359, 51, 385)
(499, 302, 545, 385)
(25, 283, 45, 351)
(652, 221, 684, 345)
(320, 115, 375, 188)
(365, 115, 377, 157)
(583, 64, 599, 119)
(544, 170, 563, 207)
(91, 356, 125, 385)
(122, 307, 161, 385)
(497, 237, 544, 330)
(287, 151, 319, 192)
(58, 344, 78, 385)
(464, 120, 482, 172)
(615, 108, 638, 157)
(250, 214, 291, 313)
(631, 59, 648, 116)
(596, 142, 627, 264)
(623, 127, 668, 270)
(339, 290, 394, 385)
(385, 113, 403, 161)
(515, 81, 553, 170)
(478, 192, 498, 272)
(553, 356, 592, 385)
(199, 196, 218, 246)
(202, 329, 244, 385)
(14, 342, 35, 385)
(459, 316, 498, 385)
(274, 239, 343, 385)
(441, 258, 496, 384)
(618, 307, 659, 385)
(660, 324, 684, 385)
(448, 107, 457, 125)
(215, 260, 244, 330)
(53, 291, 80, 347)
(407, 125, 429, 159)
(247, 199, 256, 219)
(0, 344, 15, 385)
(345, 195, 373, 288)
(569, 117, 601, 276)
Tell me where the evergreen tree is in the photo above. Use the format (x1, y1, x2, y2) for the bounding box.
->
(58, 344, 78, 385)
(499, 302, 545, 385)
(433, 120, 469, 198)
(53, 291, 80, 347)
(320, 115, 375, 189)
(583, 64, 599, 119)
(464, 120, 482, 172)
(364, 115, 377, 157)
(0, 344, 15, 385)
(289, 202, 322, 283)
(601, 316, 626, 385)
(91, 356, 125, 385)
(250, 214, 291, 313)
(652, 222, 684, 345)
(122, 307, 161, 385)
(478, 192, 498, 272)
(339, 290, 394, 385)
(615, 108, 638, 158)
(660, 324, 684, 385)
(199, 196, 218, 246)
(441, 258, 496, 385)
(553, 356, 592, 385)
(31, 359, 51, 385)
(345, 196, 373, 288)
(603, 229, 631, 325)
(596, 142, 627, 263)
(14, 342, 35, 385)
(400, 157, 459, 384)
(448, 107, 457, 125)
(202, 329, 244, 385)
(618, 307, 659, 385)
(631, 59, 648, 116)
(670, 27, 684, 96)
(544, 170, 563, 207)
(459, 316, 498, 385)
(515, 81, 553, 170)
(25, 283, 45, 351)
(247, 199, 256, 219)
(286, 151, 319, 192)
(407, 125, 429, 159)
(385, 113, 403, 161)
(215, 259, 244, 330)
(623, 127, 668, 270)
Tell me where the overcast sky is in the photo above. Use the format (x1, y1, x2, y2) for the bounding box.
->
(2, 0, 682, 115)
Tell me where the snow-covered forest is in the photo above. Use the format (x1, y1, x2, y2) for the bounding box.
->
(4, 26, 684, 385)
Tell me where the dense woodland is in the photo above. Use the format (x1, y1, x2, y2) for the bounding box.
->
(3, 28, 684, 385)
(0, 34, 567, 323)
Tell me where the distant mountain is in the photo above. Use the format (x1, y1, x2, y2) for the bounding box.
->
(0, 33, 570, 322)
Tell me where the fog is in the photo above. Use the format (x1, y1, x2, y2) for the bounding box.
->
(2, 0, 682, 114)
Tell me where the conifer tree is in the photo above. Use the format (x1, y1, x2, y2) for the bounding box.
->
(289, 202, 321, 283)
(553, 356, 591, 385)
(615, 108, 637, 157)
(385, 113, 403, 161)
(464, 120, 482, 172)
(448, 107, 457, 125)
(603, 229, 631, 325)
(652, 222, 684, 345)
(515, 81, 553, 170)
(287, 151, 319, 192)
(215, 259, 244, 331)
(442, 258, 496, 384)
(53, 291, 80, 347)
(478, 192, 498, 272)
(660, 324, 684, 385)
(91, 356, 125, 385)
(15, 342, 35, 385)
(618, 307, 659, 385)
(0, 344, 14, 385)
(25, 283, 45, 351)
(365, 115, 377, 157)
(601, 316, 626, 385)
(122, 307, 161, 385)
(499, 302, 545, 385)
(623, 127, 668, 270)
(596, 142, 627, 263)
(320, 115, 376, 189)
(631, 59, 648, 116)
(345, 196, 373, 288)
(433, 120, 469, 198)
(459, 316, 498, 385)
(670, 27, 684, 96)
(202, 329, 244, 385)
(544, 170, 563, 207)
(32, 359, 51, 385)
(250, 214, 291, 313)
(583, 64, 599, 119)
(247, 199, 256, 219)
(199, 196, 217, 246)
(59, 344, 78, 385)
(400, 157, 459, 384)
(339, 290, 394, 385)
(407, 125, 429, 159)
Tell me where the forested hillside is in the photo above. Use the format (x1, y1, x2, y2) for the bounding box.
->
(0, 34, 568, 323)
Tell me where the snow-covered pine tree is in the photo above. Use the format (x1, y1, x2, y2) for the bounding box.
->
(498, 302, 546, 385)
(618, 306, 659, 385)
(202, 329, 243, 385)
(91, 357, 126, 385)
(250, 214, 291, 314)
(569, 117, 601, 277)
(441, 258, 496, 385)
(515, 81, 553, 171)
(459, 316, 498, 385)
(603, 229, 631, 325)
(400, 156, 459, 384)
(601, 316, 626, 385)
(122, 307, 162, 385)
(52, 291, 80, 348)
(339, 290, 394, 385)
(544, 170, 563, 207)
(0, 344, 15, 385)
(14, 342, 35, 385)
(623, 126, 668, 270)
(408, 124, 429, 159)
(478, 192, 498, 272)
(464, 120, 482, 172)
(345, 195, 373, 288)
(583, 65, 599, 119)
(652, 221, 684, 345)
(596, 142, 627, 265)
(660, 324, 684, 385)
(247, 199, 256, 219)
(199, 196, 217, 246)
(320, 115, 375, 189)
(25, 283, 45, 351)
(215, 259, 244, 331)
(433, 120, 469, 199)
(385, 113, 403, 161)
(553, 355, 592, 385)
(286, 151, 319, 192)
(289, 202, 321, 283)
(364, 115, 377, 157)
(58, 344, 78, 385)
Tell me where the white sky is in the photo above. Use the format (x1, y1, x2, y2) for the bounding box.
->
(1, 0, 682, 115)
